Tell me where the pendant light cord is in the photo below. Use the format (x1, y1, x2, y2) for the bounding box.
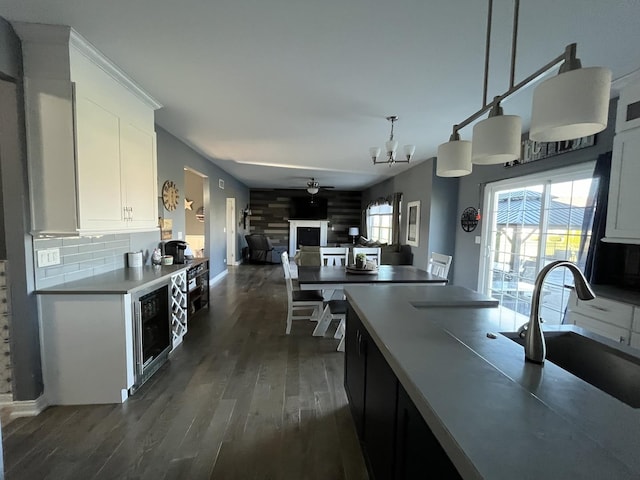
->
(482, 0, 493, 108)
(510, 0, 520, 88)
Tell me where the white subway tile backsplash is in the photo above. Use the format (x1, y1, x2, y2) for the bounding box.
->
(33, 234, 133, 288)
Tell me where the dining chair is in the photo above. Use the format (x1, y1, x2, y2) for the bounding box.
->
(320, 247, 349, 266)
(313, 299, 347, 352)
(428, 252, 453, 279)
(352, 247, 381, 266)
(281, 251, 325, 334)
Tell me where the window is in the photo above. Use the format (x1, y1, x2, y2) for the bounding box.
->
(367, 203, 393, 244)
(479, 163, 597, 328)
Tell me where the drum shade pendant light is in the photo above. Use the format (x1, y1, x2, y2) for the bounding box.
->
(370, 116, 415, 166)
(437, 130, 472, 177)
(472, 100, 522, 165)
(436, 0, 611, 177)
(530, 46, 612, 142)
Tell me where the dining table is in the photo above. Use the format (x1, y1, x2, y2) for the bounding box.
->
(296, 264, 448, 293)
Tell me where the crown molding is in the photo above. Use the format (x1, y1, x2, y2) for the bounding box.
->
(69, 28, 162, 110)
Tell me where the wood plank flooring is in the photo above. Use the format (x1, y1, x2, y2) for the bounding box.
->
(2, 264, 368, 480)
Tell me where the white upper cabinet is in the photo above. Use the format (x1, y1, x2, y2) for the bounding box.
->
(14, 23, 162, 235)
(604, 79, 640, 244)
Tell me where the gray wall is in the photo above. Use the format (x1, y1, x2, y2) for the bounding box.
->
(156, 126, 250, 277)
(0, 18, 43, 400)
(452, 99, 618, 291)
(362, 159, 458, 272)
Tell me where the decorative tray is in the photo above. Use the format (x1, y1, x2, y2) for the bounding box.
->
(345, 265, 378, 274)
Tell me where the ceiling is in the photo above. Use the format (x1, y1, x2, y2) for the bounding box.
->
(2, 0, 640, 190)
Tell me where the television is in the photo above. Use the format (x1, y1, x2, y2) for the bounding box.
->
(290, 196, 328, 220)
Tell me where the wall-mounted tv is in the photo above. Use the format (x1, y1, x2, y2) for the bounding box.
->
(289, 196, 328, 220)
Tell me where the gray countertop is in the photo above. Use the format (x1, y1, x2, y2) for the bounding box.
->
(345, 284, 640, 479)
(36, 264, 190, 295)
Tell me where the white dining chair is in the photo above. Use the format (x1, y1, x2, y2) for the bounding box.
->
(428, 252, 452, 279)
(281, 251, 324, 334)
(352, 247, 381, 266)
(320, 247, 349, 266)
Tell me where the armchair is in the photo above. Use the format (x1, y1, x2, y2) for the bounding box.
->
(244, 234, 287, 264)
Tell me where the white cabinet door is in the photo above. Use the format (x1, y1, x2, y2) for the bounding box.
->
(75, 95, 126, 231)
(120, 122, 158, 230)
(605, 128, 640, 243)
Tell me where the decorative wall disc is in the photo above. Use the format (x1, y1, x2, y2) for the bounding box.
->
(461, 207, 479, 232)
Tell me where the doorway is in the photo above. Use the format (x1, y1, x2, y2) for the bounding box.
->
(226, 198, 237, 265)
(184, 168, 207, 258)
(478, 163, 596, 326)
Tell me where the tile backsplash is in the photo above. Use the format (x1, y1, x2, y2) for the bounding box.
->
(33, 231, 162, 289)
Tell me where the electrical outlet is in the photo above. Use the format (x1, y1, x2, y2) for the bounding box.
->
(475, 236, 482, 245)
(37, 248, 61, 267)
(177, 231, 183, 240)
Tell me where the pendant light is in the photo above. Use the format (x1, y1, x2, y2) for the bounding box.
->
(472, 100, 522, 165)
(436, 130, 472, 177)
(436, 0, 611, 177)
(530, 44, 611, 142)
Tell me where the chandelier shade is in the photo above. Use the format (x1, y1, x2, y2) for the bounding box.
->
(436, 139, 472, 177)
(472, 114, 522, 165)
(529, 66, 612, 142)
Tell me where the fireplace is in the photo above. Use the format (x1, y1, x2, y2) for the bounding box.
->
(289, 220, 329, 255)
(297, 227, 320, 246)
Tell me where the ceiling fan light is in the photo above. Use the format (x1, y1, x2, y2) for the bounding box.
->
(307, 186, 319, 195)
(472, 114, 521, 165)
(529, 66, 612, 142)
(436, 139, 472, 177)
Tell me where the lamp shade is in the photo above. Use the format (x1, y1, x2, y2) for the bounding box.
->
(530, 66, 612, 142)
(348, 227, 360, 237)
(472, 115, 522, 165)
(436, 139, 472, 177)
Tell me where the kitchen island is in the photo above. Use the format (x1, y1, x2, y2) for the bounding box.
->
(344, 284, 640, 479)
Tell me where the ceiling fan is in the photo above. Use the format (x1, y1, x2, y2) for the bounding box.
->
(305, 178, 334, 196)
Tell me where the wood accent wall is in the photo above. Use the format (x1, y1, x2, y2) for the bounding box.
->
(248, 189, 362, 248)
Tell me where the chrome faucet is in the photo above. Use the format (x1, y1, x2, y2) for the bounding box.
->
(519, 260, 595, 364)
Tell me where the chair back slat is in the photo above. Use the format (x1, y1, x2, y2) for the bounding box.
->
(320, 247, 349, 266)
(428, 252, 452, 279)
(352, 247, 381, 266)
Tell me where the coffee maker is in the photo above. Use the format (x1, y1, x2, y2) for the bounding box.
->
(164, 240, 188, 264)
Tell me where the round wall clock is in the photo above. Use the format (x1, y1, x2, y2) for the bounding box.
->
(162, 180, 179, 211)
(461, 206, 479, 232)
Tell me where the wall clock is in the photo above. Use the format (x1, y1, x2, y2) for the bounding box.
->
(162, 180, 179, 211)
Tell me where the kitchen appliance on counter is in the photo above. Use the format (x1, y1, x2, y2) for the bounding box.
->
(164, 240, 187, 264)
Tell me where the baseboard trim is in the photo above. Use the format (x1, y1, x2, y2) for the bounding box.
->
(210, 269, 228, 286)
(0, 394, 49, 420)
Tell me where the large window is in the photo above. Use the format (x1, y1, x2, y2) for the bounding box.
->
(479, 163, 597, 327)
(367, 203, 393, 243)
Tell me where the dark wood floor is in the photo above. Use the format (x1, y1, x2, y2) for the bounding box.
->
(2, 264, 368, 480)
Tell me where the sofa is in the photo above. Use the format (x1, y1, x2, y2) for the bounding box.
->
(244, 234, 287, 264)
(294, 243, 413, 266)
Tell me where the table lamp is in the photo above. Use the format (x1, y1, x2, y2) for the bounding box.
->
(348, 227, 360, 245)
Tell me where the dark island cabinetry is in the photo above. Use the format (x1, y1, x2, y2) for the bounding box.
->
(345, 305, 461, 480)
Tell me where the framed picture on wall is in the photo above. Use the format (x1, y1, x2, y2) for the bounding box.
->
(406, 201, 420, 247)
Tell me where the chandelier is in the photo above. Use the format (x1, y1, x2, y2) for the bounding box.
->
(370, 116, 416, 166)
(436, 0, 611, 177)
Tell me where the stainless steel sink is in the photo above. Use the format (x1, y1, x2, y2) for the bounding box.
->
(501, 330, 640, 408)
